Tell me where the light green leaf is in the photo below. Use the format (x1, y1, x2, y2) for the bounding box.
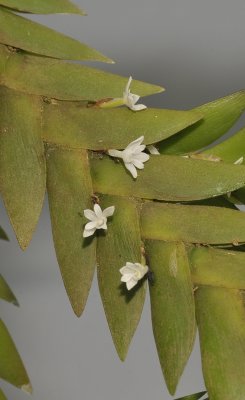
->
(159, 91, 245, 155)
(196, 287, 245, 400)
(0, 320, 32, 392)
(0, 44, 163, 100)
(97, 195, 146, 361)
(146, 241, 196, 395)
(46, 146, 96, 317)
(141, 203, 245, 245)
(91, 155, 245, 201)
(43, 106, 201, 149)
(0, 7, 112, 62)
(0, 86, 46, 250)
(174, 391, 207, 400)
(0, 0, 85, 14)
(0, 275, 18, 305)
(0, 226, 8, 241)
(190, 247, 245, 290)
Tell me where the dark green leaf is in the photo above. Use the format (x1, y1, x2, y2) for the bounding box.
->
(91, 155, 245, 200)
(0, 226, 8, 241)
(0, 7, 112, 62)
(46, 146, 96, 317)
(0, 0, 85, 14)
(174, 391, 207, 400)
(43, 106, 201, 149)
(97, 195, 146, 361)
(0, 275, 18, 305)
(0, 44, 163, 100)
(0, 320, 31, 392)
(196, 287, 245, 400)
(146, 241, 196, 395)
(159, 91, 245, 155)
(0, 86, 46, 250)
(141, 203, 245, 245)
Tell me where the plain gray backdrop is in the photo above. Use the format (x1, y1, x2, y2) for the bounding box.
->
(1, 0, 245, 399)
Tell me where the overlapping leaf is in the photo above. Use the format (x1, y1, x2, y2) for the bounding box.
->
(0, 0, 85, 14)
(146, 241, 196, 395)
(159, 90, 245, 154)
(175, 391, 207, 400)
(0, 226, 8, 241)
(0, 7, 112, 62)
(97, 195, 146, 360)
(0, 86, 46, 250)
(91, 155, 245, 200)
(46, 146, 96, 317)
(0, 45, 164, 100)
(0, 275, 18, 305)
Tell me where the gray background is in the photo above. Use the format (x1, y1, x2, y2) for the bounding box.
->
(1, 0, 245, 399)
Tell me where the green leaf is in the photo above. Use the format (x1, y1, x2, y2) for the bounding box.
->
(0, 320, 31, 392)
(0, 388, 7, 400)
(43, 106, 201, 149)
(91, 155, 245, 201)
(141, 203, 245, 245)
(196, 287, 245, 400)
(159, 91, 245, 155)
(46, 146, 96, 317)
(202, 126, 245, 163)
(97, 195, 146, 361)
(0, 7, 112, 62)
(0, 44, 163, 100)
(190, 247, 245, 290)
(0, 226, 8, 241)
(0, 0, 85, 14)
(0, 275, 18, 305)
(174, 391, 207, 400)
(146, 241, 196, 395)
(0, 86, 46, 250)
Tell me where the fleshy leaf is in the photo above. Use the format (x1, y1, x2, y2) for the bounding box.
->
(0, 320, 31, 392)
(0, 7, 112, 62)
(0, 45, 163, 100)
(0, 86, 46, 250)
(141, 203, 245, 245)
(0, 0, 85, 14)
(0, 275, 18, 305)
(146, 241, 196, 395)
(97, 195, 146, 361)
(159, 90, 245, 155)
(46, 146, 96, 317)
(43, 106, 201, 149)
(91, 155, 245, 201)
(196, 287, 245, 400)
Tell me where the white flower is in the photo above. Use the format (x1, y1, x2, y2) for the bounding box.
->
(147, 144, 160, 155)
(108, 136, 150, 179)
(123, 76, 147, 111)
(120, 262, 149, 290)
(83, 204, 115, 238)
(234, 156, 244, 165)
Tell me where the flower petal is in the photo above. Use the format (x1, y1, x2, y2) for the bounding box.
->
(147, 145, 160, 155)
(121, 273, 134, 282)
(108, 149, 123, 158)
(130, 104, 147, 111)
(126, 278, 138, 290)
(85, 221, 97, 230)
(124, 162, 137, 178)
(98, 221, 107, 230)
(134, 152, 150, 162)
(83, 227, 96, 238)
(84, 209, 97, 221)
(94, 204, 103, 218)
(124, 76, 133, 95)
(130, 93, 140, 104)
(125, 136, 144, 151)
(132, 159, 144, 169)
(103, 206, 115, 217)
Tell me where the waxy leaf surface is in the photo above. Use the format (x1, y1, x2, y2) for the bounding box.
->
(43, 106, 201, 149)
(159, 91, 245, 154)
(196, 287, 245, 400)
(97, 195, 146, 361)
(146, 241, 196, 395)
(0, 45, 163, 100)
(0, 7, 111, 62)
(46, 147, 96, 317)
(0, 320, 31, 392)
(0, 0, 85, 14)
(91, 155, 245, 201)
(141, 203, 245, 245)
(0, 87, 46, 250)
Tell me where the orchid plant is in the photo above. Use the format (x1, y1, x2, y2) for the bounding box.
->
(1, 1, 245, 400)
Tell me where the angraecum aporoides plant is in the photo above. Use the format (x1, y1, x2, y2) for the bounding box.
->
(0, 1, 245, 399)
(0, 226, 31, 399)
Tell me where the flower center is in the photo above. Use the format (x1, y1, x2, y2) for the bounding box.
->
(97, 217, 105, 227)
(122, 151, 134, 163)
